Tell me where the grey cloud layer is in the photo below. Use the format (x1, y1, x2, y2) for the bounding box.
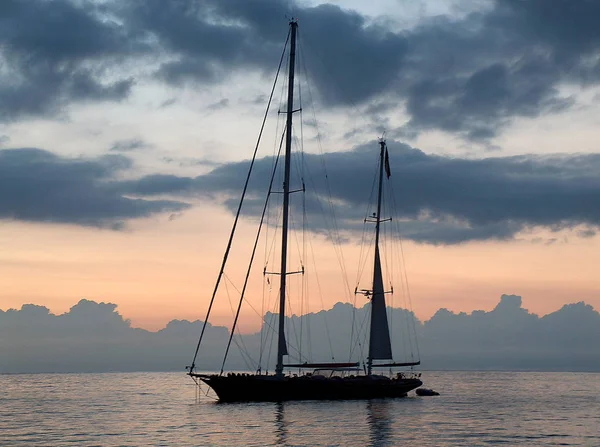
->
(3, 0, 600, 139)
(0, 0, 140, 121)
(1, 295, 598, 373)
(0, 148, 188, 228)
(0, 142, 600, 244)
(116, 141, 600, 244)
(3, 142, 598, 242)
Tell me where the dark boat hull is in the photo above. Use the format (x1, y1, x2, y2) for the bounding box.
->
(194, 374, 422, 403)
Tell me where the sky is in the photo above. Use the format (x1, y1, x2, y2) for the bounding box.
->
(1, 0, 599, 332)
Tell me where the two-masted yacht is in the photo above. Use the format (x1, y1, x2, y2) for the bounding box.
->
(187, 19, 422, 402)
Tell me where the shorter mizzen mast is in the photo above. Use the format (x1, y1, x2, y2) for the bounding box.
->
(364, 139, 420, 375)
(367, 139, 394, 375)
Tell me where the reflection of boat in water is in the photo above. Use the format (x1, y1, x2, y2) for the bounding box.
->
(274, 402, 287, 446)
(270, 399, 395, 447)
(187, 19, 422, 402)
(367, 400, 392, 447)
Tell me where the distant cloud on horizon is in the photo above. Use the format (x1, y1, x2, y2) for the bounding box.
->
(1, 294, 598, 374)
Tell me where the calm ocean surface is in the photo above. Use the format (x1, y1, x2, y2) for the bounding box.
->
(1, 371, 598, 446)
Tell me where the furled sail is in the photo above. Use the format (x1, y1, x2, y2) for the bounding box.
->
(368, 246, 393, 360)
(281, 332, 288, 356)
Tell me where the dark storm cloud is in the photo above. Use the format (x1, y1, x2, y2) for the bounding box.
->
(123, 0, 409, 104)
(122, 0, 283, 85)
(3, 0, 600, 138)
(0, 148, 189, 228)
(395, 0, 600, 140)
(0, 0, 142, 121)
(117, 140, 600, 244)
(491, 0, 600, 60)
(401, 59, 574, 140)
(120, 0, 600, 139)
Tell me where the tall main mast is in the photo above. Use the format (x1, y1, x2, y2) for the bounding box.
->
(276, 20, 298, 377)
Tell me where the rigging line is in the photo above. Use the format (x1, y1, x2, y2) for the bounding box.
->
(233, 336, 255, 371)
(287, 145, 304, 267)
(225, 272, 274, 331)
(298, 39, 358, 363)
(298, 149, 358, 362)
(383, 182, 406, 361)
(190, 28, 291, 372)
(259, 134, 285, 366)
(259, 261, 266, 371)
(220, 128, 287, 375)
(307, 234, 336, 361)
(263, 294, 282, 373)
(263, 203, 283, 269)
(222, 275, 255, 371)
(259, 211, 282, 366)
(302, 156, 355, 311)
(299, 32, 394, 139)
(223, 276, 258, 370)
(298, 97, 307, 362)
(350, 155, 379, 360)
(247, 288, 308, 363)
(260, 118, 283, 370)
(388, 188, 412, 362)
(389, 179, 421, 361)
(349, 304, 370, 362)
(298, 34, 353, 301)
(302, 178, 311, 361)
(287, 207, 305, 359)
(259, 288, 276, 369)
(357, 232, 376, 293)
(380, 179, 395, 346)
(303, 210, 314, 363)
(281, 139, 305, 359)
(385, 184, 410, 361)
(286, 286, 308, 364)
(266, 313, 277, 373)
(358, 306, 370, 363)
(252, 292, 306, 366)
(355, 154, 381, 288)
(259, 259, 278, 367)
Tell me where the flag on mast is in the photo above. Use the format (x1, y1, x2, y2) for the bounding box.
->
(384, 148, 391, 178)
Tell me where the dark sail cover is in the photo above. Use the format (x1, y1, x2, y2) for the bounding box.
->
(368, 247, 393, 360)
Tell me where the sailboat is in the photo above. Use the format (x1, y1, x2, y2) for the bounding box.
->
(187, 19, 422, 402)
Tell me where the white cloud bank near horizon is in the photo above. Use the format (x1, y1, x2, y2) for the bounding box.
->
(2, 294, 599, 373)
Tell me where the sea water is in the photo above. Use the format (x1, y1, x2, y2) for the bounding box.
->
(1, 371, 598, 446)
